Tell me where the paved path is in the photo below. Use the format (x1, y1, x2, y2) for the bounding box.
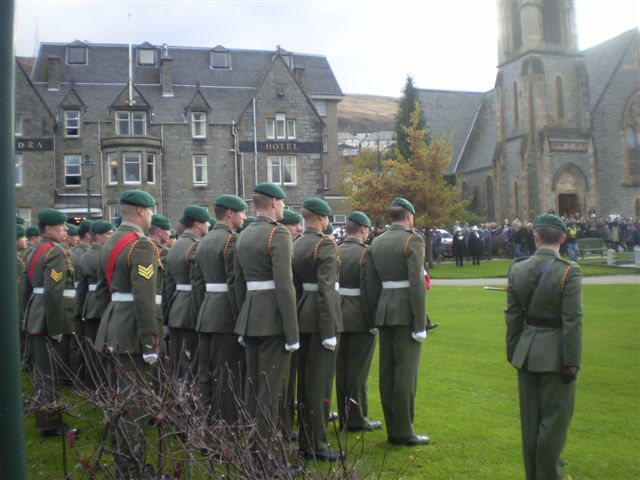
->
(432, 275, 639, 286)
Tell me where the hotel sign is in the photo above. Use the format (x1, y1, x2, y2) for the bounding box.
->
(16, 138, 53, 151)
(239, 141, 323, 154)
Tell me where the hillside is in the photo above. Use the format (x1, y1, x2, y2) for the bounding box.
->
(337, 94, 399, 133)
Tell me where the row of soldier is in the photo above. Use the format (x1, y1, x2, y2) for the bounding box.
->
(17, 183, 431, 478)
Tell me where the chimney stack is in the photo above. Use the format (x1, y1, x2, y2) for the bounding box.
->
(161, 46, 173, 97)
(47, 55, 60, 91)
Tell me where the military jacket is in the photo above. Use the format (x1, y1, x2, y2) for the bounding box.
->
(233, 216, 299, 344)
(70, 242, 90, 281)
(369, 224, 427, 332)
(292, 227, 343, 338)
(77, 243, 103, 320)
(22, 235, 74, 337)
(152, 239, 169, 321)
(72, 242, 91, 322)
(505, 248, 583, 372)
(165, 232, 199, 330)
(192, 223, 238, 333)
(94, 223, 160, 354)
(17, 252, 26, 322)
(338, 237, 380, 332)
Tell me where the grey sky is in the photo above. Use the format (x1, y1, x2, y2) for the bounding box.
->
(14, 0, 640, 97)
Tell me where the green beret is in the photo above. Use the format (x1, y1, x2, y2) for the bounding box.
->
(78, 219, 93, 237)
(120, 189, 156, 208)
(347, 211, 371, 228)
(390, 197, 416, 214)
(112, 216, 122, 228)
(170, 228, 177, 237)
(151, 214, 171, 231)
(303, 197, 333, 217)
(37, 208, 67, 226)
(209, 216, 217, 226)
(26, 226, 40, 237)
(181, 205, 211, 223)
(243, 216, 256, 228)
(534, 213, 566, 233)
(66, 223, 79, 236)
(16, 215, 25, 225)
(16, 225, 26, 239)
(90, 220, 114, 234)
(281, 209, 303, 225)
(215, 194, 248, 212)
(253, 182, 286, 199)
(324, 222, 334, 235)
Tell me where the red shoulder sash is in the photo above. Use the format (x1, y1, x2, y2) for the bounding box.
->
(27, 242, 54, 283)
(106, 232, 138, 291)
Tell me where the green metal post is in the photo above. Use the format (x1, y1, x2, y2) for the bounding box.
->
(0, 0, 27, 478)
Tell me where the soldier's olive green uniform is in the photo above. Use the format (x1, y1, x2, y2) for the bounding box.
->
(17, 252, 26, 348)
(506, 248, 583, 480)
(292, 227, 342, 453)
(165, 231, 200, 378)
(234, 216, 299, 440)
(151, 239, 168, 353)
(336, 237, 380, 429)
(22, 236, 74, 433)
(369, 225, 427, 440)
(69, 242, 89, 380)
(94, 222, 161, 477)
(192, 223, 243, 423)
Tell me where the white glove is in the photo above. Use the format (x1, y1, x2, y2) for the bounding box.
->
(411, 330, 427, 343)
(238, 335, 247, 347)
(285, 342, 300, 352)
(51, 334, 63, 343)
(143, 353, 159, 365)
(369, 328, 379, 336)
(321, 336, 337, 351)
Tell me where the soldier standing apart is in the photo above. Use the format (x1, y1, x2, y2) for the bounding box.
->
(336, 211, 382, 432)
(369, 198, 430, 446)
(234, 183, 299, 454)
(148, 215, 172, 352)
(293, 197, 342, 461)
(505, 213, 582, 480)
(22, 209, 78, 436)
(192, 194, 247, 423)
(94, 190, 161, 478)
(75, 220, 113, 388)
(165, 205, 210, 379)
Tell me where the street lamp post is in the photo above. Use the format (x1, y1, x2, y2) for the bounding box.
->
(82, 154, 95, 218)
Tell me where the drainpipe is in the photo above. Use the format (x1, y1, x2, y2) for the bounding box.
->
(231, 121, 239, 196)
(98, 120, 104, 218)
(252, 97, 258, 185)
(159, 124, 164, 214)
(0, 1, 27, 477)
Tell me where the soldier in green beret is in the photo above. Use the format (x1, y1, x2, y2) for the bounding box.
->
(165, 205, 210, 378)
(148, 214, 172, 352)
(63, 224, 80, 250)
(70, 219, 93, 381)
(16, 225, 28, 355)
(21, 209, 77, 436)
(293, 197, 343, 461)
(234, 183, 299, 465)
(369, 198, 430, 446)
(25, 225, 41, 250)
(94, 189, 161, 477)
(336, 211, 382, 432)
(505, 213, 583, 480)
(240, 215, 256, 231)
(281, 209, 303, 240)
(192, 194, 247, 423)
(16, 214, 26, 225)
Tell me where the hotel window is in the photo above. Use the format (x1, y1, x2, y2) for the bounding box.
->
(314, 100, 327, 117)
(266, 119, 275, 139)
(193, 155, 208, 185)
(276, 114, 286, 139)
(286, 119, 296, 140)
(266, 113, 296, 140)
(116, 111, 147, 136)
(64, 154, 82, 186)
(108, 153, 118, 184)
(192, 112, 207, 138)
(16, 208, 31, 225)
(146, 154, 156, 184)
(123, 152, 141, 184)
(137, 48, 156, 66)
(15, 113, 23, 136)
(323, 135, 328, 153)
(15, 155, 23, 186)
(64, 110, 80, 137)
(67, 46, 87, 65)
(108, 204, 120, 221)
(268, 156, 296, 185)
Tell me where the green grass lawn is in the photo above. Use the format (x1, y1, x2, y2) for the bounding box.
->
(429, 258, 640, 278)
(24, 285, 640, 479)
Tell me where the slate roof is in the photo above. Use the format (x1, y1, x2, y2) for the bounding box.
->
(417, 89, 485, 174)
(29, 41, 343, 124)
(454, 90, 497, 175)
(582, 28, 639, 111)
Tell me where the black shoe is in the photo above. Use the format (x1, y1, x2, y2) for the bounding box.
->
(284, 430, 298, 442)
(388, 435, 430, 446)
(346, 420, 382, 432)
(299, 449, 342, 462)
(41, 425, 81, 438)
(427, 322, 439, 330)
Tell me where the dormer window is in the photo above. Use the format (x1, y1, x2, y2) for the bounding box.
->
(211, 51, 230, 69)
(67, 46, 87, 65)
(137, 48, 156, 66)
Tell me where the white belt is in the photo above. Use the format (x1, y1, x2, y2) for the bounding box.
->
(155, 294, 162, 305)
(176, 284, 192, 292)
(112, 292, 134, 302)
(74, 282, 79, 289)
(33, 287, 44, 294)
(303, 282, 340, 292)
(206, 283, 229, 293)
(247, 280, 276, 291)
(88, 284, 97, 292)
(382, 280, 410, 289)
(339, 288, 361, 296)
(63, 289, 76, 298)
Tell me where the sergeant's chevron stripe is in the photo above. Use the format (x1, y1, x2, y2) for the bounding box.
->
(50, 269, 63, 282)
(137, 264, 154, 280)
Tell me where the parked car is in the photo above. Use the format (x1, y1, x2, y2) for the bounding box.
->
(437, 229, 453, 257)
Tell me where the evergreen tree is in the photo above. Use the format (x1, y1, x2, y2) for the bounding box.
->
(394, 75, 427, 159)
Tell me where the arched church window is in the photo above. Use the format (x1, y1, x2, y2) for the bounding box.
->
(513, 82, 519, 126)
(542, 0, 563, 45)
(624, 91, 640, 181)
(461, 181, 470, 200)
(556, 76, 565, 119)
(635, 198, 640, 218)
(486, 176, 495, 222)
(513, 181, 519, 217)
(511, 3, 522, 50)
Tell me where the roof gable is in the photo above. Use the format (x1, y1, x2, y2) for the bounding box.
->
(186, 89, 211, 112)
(110, 83, 151, 110)
(60, 87, 85, 108)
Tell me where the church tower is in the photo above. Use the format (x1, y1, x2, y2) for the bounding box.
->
(494, 0, 596, 220)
